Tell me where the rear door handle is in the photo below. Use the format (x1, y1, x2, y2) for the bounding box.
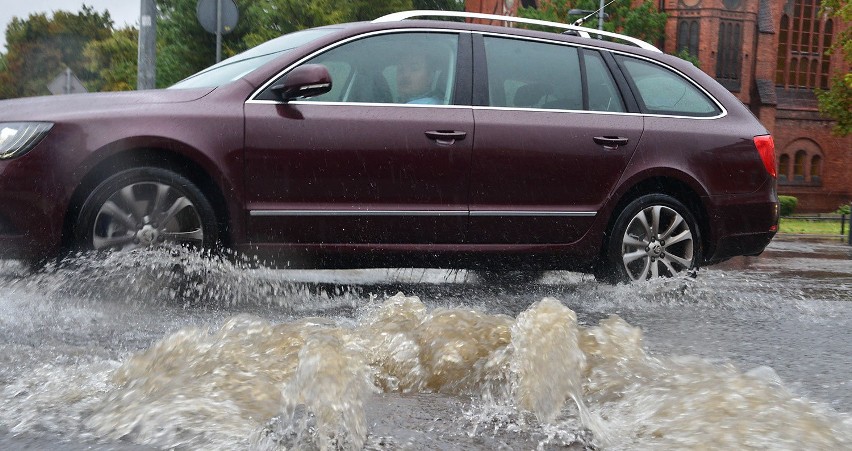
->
(425, 130, 467, 145)
(593, 136, 629, 149)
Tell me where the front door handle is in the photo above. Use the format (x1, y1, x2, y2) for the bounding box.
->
(593, 136, 629, 149)
(425, 130, 467, 146)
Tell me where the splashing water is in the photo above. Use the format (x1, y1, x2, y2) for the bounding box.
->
(1, 240, 851, 450)
(2, 290, 849, 450)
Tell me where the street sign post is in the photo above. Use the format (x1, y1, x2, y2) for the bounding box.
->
(137, 0, 157, 90)
(47, 68, 88, 95)
(196, 0, 239, 63)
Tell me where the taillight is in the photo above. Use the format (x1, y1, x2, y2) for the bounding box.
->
(753, 135, 776, 178)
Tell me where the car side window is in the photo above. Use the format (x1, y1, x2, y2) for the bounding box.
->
(582, 50, 625, 113)
(616, 56, 721, 117)
(483, 37, 583, 110)
(274, 32, 459, 105)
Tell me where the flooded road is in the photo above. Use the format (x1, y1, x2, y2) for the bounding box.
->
(1, 235, 850, 450)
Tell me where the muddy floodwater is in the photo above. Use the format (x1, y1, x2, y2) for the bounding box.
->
(1, 235, 850, 450)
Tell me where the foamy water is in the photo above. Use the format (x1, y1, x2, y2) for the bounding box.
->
(0, 243, 851, 450)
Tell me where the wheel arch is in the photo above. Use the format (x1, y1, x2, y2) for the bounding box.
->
(600, 174, 710, 263)
(61, 146, 233, 251)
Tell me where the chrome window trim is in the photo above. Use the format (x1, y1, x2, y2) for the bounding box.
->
(246, 100, 721, 120)
(250, 210, 596, 217)
(248, 100, 472, 109)
(247, 28, 470, 105)
(470, 105, 724, 120)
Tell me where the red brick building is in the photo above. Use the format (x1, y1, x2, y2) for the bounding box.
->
(466, 0, 851, 212)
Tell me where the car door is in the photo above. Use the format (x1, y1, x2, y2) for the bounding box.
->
(243, 31, 473, 246)
(469, 35, 643, 244)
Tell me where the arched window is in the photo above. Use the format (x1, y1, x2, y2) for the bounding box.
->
(776, 15, 789, 85)
(677, 20, 700, 58)
(810, 155, 822, 182)
(809, 60, 818, 87)
(779, 154, 791, 182)
(798, 58, 809, 87)
(716, 20, 742, 90)
(780, 139, 824, 185)
(776, 0, 834, 90)
(821, 20, 833, 88)
(794, 150, 807, 180)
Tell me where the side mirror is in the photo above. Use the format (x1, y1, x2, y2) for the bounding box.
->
(270, 64, 332, 102)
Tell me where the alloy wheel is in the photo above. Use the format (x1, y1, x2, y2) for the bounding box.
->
(620, 205, 695, 281)
(92, 182, 204, 251)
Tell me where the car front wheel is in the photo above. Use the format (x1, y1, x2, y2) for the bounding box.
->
(603, 194, 701, 283)
(74, 167, 218, 252)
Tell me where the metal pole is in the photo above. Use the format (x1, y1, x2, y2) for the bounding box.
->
(598, 0, 604, 31)
(216, 0, 223, 63)
(138, 0, 157, 90)
(65, 67, 71, 94)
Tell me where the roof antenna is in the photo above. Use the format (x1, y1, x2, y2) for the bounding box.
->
(570, 0, 618, 27)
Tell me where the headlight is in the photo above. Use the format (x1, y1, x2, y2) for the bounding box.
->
(0, 122, 54, 160)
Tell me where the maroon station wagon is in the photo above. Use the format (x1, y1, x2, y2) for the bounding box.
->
(0, 11, 778, 282)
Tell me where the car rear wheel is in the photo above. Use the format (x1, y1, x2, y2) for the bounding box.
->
(602, 194, 701, 283)
(74, 167, 218, 252)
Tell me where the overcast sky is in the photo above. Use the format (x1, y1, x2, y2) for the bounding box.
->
(1, 1, 141, 52)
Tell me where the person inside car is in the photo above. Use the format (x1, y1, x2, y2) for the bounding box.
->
(396, 50, 444, 104)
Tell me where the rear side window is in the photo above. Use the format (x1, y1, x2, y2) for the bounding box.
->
(482, 37, 625, 113)
(483, 37, 583, 110)
(616, 56, 721, 117)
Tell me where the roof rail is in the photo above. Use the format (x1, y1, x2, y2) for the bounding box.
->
(372, 10, 661, 53)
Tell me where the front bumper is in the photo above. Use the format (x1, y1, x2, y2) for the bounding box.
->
(0, 150, 68, 262)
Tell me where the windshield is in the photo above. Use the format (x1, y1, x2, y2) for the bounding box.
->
(169, 28, 338, 89)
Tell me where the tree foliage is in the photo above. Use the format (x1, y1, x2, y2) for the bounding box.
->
(413, 0, 464, 10)
(518, 0, 667, 45)
(674, 48, 700, 68)
(816, 0, 851, 136)
(84, 27, 139, 91)
(0, 6, 113, 98)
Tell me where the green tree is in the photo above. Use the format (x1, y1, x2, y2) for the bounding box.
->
(413, 0, 464, 10)
(348, 0, 413, 21)
(0, 6, 113, 98)
(518, 0, 667, 45)
(817, 0, 851, 136)
(84, 27, 138, 91)
(238, 0, 354, 50)
(674, 48, 700, 68)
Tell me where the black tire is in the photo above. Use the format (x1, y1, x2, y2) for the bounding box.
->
(74, 167, 218, 253)
(601, 194, 701, 283)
